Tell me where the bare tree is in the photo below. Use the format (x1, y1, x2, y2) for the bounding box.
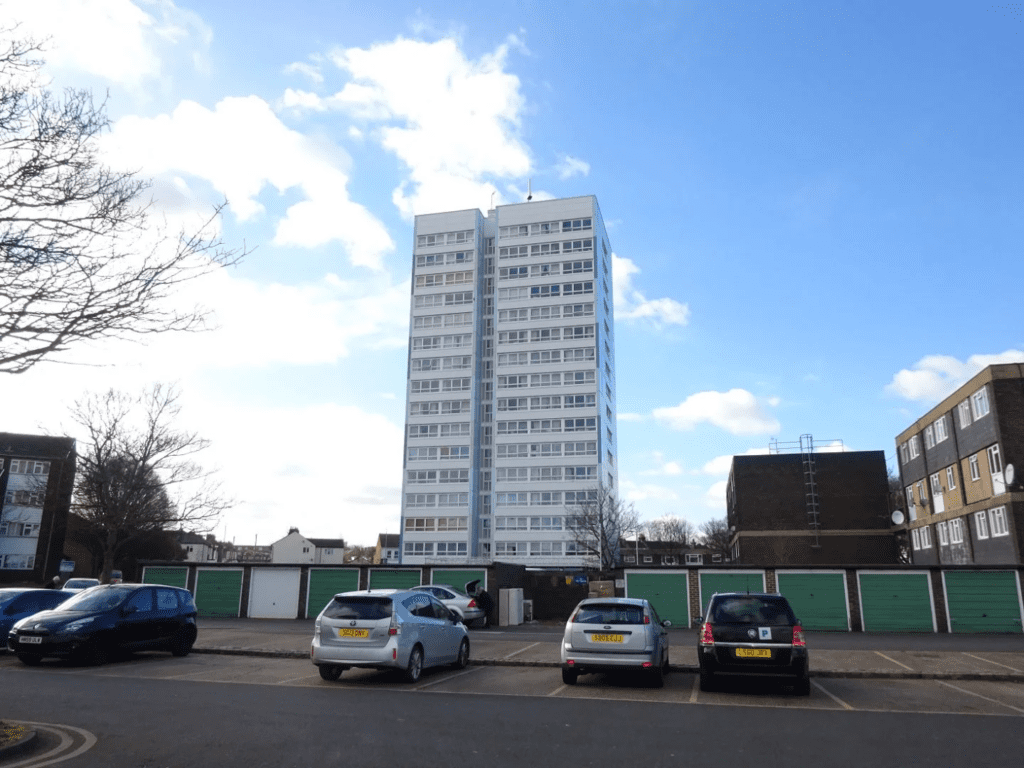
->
(70, 384, 232, 581)
(698, 517, 732, 562)
(643, 515, 695, 555)
(0, 32, 245, 374)
(565, 485, 640, 573)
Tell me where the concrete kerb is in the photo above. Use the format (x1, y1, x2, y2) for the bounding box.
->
(190, 647, 1024, 682)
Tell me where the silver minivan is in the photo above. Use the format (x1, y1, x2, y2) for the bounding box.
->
(311, 590, 470, 683)
(560, 597, 671, 687)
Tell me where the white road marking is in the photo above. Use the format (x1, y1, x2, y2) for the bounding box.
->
(504, 642, 541, 660)
(874, 651, 915, 671)
(547, 684, 567, 696)
(937, 680, 1024, 715)
(5, 723, 97, 768)
(415, 667, 480, 690)
(689, 674, 700, 703)
(812, 679, 854, 710)
(962, 652, 1023, 673)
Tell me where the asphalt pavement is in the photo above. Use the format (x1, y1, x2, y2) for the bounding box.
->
(193, 618, 1024, 681)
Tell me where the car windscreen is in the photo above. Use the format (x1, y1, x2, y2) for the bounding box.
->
(55, 586, 133, 612)
(574, 603, 645, 625)
(323, 596, 393, 621)
(64, 579, 99, 589)
(711, 597, 796, 625)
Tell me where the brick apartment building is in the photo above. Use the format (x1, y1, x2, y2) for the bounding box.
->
(727, 443, 897, 565)
(897, 364, 1023, 565)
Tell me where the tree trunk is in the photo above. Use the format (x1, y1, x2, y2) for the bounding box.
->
(101, 529, 119, 583)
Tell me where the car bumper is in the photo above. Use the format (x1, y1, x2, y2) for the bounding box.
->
(699, 646, 809, 679)
(7, 633, 86, 657)
(561, 648, 661, 673)
(310, 633, 409, 670)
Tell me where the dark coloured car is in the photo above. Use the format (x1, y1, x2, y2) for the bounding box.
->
(7, 583, 198, 665)
(697, 592, 810, 695)
(0, 589, 76, 647)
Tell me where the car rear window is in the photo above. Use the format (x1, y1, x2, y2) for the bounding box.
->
(324, 596, 393, 621)
(710, 597, 795, 624)
(574, 603, 645, 625)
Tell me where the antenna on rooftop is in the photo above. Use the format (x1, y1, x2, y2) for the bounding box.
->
(527, 179, 532, 201)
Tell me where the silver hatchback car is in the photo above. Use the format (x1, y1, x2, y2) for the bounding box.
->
(311, 590, 470, 683)
(560, 597, 671, 687)
(409, 585, 485, 626)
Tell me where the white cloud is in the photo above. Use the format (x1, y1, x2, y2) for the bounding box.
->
(700, 448, 772, 476)
(103, 96, 395, 268)
(8, 0, 211, 88)
(613, 254, 690, 327)
(311, 35, 532, 217)
(703, 480, 728, 509)
(617, 413, 645, 422)
(652, 390, 781, 435)
(640, 452, 684, 477)
(284, 61, 324, 84)
(282, 88, 326, 111)
(885, 351, 1024, 402)
(620, 480, 681, 504)
(555, 154, 590, 179)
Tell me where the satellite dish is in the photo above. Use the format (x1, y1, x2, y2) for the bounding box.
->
(891, 510, 905, 525)
(1005, 464, 1015, 486)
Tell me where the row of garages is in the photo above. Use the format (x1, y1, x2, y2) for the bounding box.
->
(625, 569, 1024, 633)
(141, 565, 487, 620)
(140, 564, 1024, 633)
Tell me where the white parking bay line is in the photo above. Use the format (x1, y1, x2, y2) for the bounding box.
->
(812, 680, 854, 710)
(415, 667, 480, 690)
(962, 652, 1023, 673)
(689, 675, 700, 703)
(874, 651, 914, 671)
(937, 680, 1024, 715)
(504, 642, 540, 660)
(547, 684, 567, 697)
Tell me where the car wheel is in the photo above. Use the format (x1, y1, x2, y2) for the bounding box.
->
(561, 667, 578, 685)
(170, 626, 197, 657)
(649, 664, 665, 688)
(795, 670, 811, 696)
(17, 653, 41, 666)
(318, 664, 343, 681)
(404, 645, 424, 683)
(699, 667, 715, 692)
(453, 638, 470, 669)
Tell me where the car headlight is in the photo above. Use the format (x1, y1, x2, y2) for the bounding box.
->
(62, 618, 96, 633)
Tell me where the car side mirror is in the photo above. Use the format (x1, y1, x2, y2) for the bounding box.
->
(450, 611, 461, 623)
(662, 620, 672, 628)
(121, 605, 137, 616)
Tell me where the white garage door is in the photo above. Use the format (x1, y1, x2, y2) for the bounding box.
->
(248, 568, 301, 619)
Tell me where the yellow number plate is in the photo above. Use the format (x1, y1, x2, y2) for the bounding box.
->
(591, 634, 624, 643)
(735, 648, 772, 658)
(338, 628, 369, 639)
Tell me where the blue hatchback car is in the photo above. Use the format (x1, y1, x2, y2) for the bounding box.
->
(1, 588, 75, 647)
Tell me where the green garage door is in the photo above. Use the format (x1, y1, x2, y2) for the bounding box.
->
(369, 569, 422, 589)
(625, 572, 690, 628)
(859, 573, 934, 632)
(776, 572, 850, 631)
(306, 569, 361, 618)
(698, 572, 766, 616)
(431, 569, 486, 592)
(195, 569, 243, 618)
(943, 571, 1024, 633)
(142, 566, 188, 589)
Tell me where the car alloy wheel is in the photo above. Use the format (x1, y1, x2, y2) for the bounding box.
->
(405, 646, 424, 683)
(453, 639, 469, 669)
(170, 626, 197, 657)
(319, 664, 343, 681)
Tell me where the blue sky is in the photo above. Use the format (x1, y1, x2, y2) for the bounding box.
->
(4, 0, 1022, 548)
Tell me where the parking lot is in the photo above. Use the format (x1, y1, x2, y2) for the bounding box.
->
(4, 650, 1024, 718)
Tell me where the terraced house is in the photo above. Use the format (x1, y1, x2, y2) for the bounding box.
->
(400, 196, 618, 566)
(897, 364, 1024, 564)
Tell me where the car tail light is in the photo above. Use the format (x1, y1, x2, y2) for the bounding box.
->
(467, 599, 477, 608)
(700, 622, 715, 646)
(792, 625, 806, 647)
(393, 648, 397, 660)
(567, 659, 575, 666)
(641, 661, 652, 668)
(644, 615, 650, 625)
(388, 614, 400, 636)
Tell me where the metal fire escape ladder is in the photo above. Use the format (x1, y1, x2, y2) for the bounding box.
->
(801, 434, 821, 548)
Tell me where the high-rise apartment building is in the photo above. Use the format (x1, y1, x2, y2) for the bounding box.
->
(400, 196, 618, 566)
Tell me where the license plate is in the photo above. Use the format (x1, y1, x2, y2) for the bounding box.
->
(337, 628, 369, 639)
(19, 636, 42, 645)
(735, 648, 771, 658)
(590, 634, 624, 643)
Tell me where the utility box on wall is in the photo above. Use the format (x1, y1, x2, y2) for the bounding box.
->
(499, 587, 523, 626)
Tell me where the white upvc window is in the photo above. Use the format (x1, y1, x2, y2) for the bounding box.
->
(920, 525, 932, 549)
(937, 521, 949, 546)
(949, 518, 964, 544)
(909, 436, 920, 459)
(930, 473, 942, 495)
(934, 416, 948, 443)
(990, 507, 1009, 537)
(916, 480, 926, 506)
(899, 442, 910, 465)
(971, 387, 990, 420)
(924, 425, 935, 449)
(911, 528, 921, 551)
(974, 510, 989, 540)
(969, 454, 981, 481)
(987, 444, 1003, 474)
(946, 466, 957, 490)
(958, 399, 972, 428)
